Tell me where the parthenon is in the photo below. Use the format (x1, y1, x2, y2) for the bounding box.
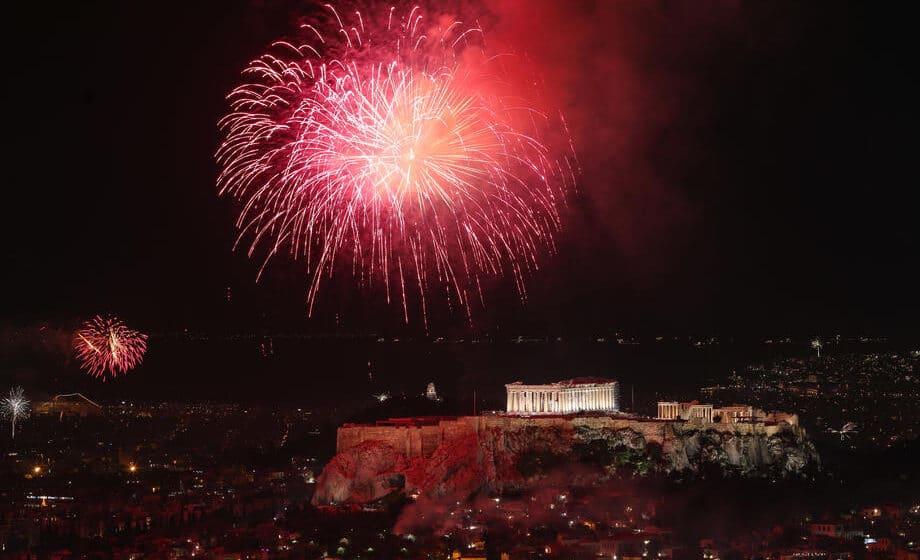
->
(505, 378, 619, 415)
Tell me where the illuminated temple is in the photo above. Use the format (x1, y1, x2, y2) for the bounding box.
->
(505, 378, 620, 415)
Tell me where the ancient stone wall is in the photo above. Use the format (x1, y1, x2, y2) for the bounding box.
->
(336, 414, 797, 458)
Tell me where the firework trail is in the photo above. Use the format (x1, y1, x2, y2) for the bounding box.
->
(217, 3, 576, 325)
(74, 315, 148, 380)
(2, 386, 30, 439)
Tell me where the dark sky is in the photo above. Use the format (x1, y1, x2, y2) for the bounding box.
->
(2, 0, 917, 337)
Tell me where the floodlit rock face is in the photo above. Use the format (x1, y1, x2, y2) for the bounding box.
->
(311, 440, 405, 504)
(312, 416, 819, 505)
(658, 425, 819, 476)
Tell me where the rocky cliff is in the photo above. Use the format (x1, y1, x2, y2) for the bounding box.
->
(312, 419, 819, 505)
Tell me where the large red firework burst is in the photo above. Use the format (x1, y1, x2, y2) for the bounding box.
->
(74, 315, 148, 380)
(217, 4, 576, 324)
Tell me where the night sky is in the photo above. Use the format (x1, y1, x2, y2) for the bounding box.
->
(3, 0, 916, 337)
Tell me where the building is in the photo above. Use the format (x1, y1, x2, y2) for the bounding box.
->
(657, 401, 713, 423)
(33, 393, 103, 419)
(657, 401, 798, 426)
(426, 382, 440, 401)
(715, 405, 755, 423)
(505, 378, 619, 415)
(809, 523, 844, 539)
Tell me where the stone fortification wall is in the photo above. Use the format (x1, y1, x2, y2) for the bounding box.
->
(336, 414, 795, 458)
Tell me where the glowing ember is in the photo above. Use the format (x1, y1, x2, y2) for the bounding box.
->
(217, 4, 576, 324)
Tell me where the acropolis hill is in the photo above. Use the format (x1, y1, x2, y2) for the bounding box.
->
(313, 379, 818, 505)
(335, 409, 799, 460)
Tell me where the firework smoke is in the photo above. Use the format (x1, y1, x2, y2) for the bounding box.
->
(2, 386, 30, 439)
(74, 315, 148, 380)
(217, 3, 575, 324)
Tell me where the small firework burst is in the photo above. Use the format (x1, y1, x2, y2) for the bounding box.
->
(74, 315, 148, 379)
(2, 386, 30, 439)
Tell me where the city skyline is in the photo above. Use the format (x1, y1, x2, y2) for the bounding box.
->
(1, 1, 918, 558)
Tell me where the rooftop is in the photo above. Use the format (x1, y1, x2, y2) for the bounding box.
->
(507, 377, 616, 387)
